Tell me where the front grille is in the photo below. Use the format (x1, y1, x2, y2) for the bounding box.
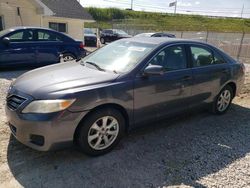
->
(7, 95, 27, 110)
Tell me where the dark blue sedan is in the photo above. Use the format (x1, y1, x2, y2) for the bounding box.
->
(0, 27, 86, 68)
(6, 37, 245, 156)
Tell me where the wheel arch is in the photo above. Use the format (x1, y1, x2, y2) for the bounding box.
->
(62, 51, 77, 59)
(73, 103, 130, 143)
(223, 81, 237, 98)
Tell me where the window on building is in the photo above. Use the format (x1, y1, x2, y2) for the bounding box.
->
(0, 16, 4, 31)
(49, 22, 67, 33)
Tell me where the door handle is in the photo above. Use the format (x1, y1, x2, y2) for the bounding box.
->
(222, 69, 229, 74)
(181, 75, 192, 81)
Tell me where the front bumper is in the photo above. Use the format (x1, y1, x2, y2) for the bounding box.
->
(5, 102, 88, 151)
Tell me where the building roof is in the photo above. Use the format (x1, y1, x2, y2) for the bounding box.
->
(40, 0, 93, 21)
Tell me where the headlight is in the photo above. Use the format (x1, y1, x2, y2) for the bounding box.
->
(22, 99, 76, 113)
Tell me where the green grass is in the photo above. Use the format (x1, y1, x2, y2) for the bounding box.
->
(85, 7, 250, 33)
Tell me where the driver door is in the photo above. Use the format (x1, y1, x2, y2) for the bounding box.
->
(133, 44, 193, 125)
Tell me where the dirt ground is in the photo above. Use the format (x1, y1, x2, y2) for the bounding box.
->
(0, 64, 249, 188)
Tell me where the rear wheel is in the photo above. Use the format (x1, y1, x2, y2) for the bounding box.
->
(62, 53, 75, 62)
(76, 108, 125, 156)
(212, 85, 233, 115)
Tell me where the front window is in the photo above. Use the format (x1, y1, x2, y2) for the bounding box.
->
(149, 45, 187, 71)
(49, 22, 67, 33)
(82, 40, 156, 73)
(0, 16, 4, 31)
(7, 30, 33, 42)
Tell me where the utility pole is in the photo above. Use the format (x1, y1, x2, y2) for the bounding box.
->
(131, 0, 133, 10)
(174, 0, 177, 14)
(241, 4, 244, 18)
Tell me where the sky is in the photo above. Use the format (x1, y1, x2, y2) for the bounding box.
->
(80, 0, 250, 18)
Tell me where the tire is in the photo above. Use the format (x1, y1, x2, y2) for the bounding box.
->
(62, 53, 75, 62)
(100, 37, 105, 44)
(212, 85, 233, 115)
(76, 108, 125, 156)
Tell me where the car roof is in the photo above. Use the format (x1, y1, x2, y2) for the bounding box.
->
(7, 26, 56, 32)
(3, 26, 75, 41)
(122, 37, 210, 46)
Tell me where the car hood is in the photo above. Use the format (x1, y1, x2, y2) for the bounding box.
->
(12, 62, 119, 99)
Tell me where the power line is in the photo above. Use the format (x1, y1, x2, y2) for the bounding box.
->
(98, 0, 250, 16)
(103, 0, 249, 13)
(104, 0, 250, 10)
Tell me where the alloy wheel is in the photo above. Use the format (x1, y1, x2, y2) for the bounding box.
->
(87, 116, 119, 150)
(63, 55, 74, 62)
(217, 89, 231, 112)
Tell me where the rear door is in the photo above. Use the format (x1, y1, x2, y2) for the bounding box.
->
(187, 44, 230, 107)
(134, 44, 193, 124)
(0, 29, 36, 67)
(33, 29, 64, 65)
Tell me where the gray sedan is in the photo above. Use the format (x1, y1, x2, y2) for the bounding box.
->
(5, 37, 245, 156)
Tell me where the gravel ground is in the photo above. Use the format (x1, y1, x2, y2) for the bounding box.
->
(0, 64, 249, 188)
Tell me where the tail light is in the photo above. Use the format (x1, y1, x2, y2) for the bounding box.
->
(240, 63, 245, 74)
(79, 42, 84, 49)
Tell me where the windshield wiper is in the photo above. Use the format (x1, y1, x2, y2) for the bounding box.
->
(84, 61, 105, 72)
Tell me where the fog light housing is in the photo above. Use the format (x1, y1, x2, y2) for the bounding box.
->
(30, 134, 44, 146)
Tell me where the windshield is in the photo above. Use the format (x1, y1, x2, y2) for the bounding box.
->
(114, 30, 128, 35)
(134, 33, 154, 37)
(82, 40, 156, 73)
(0, 29, 12, 38)
(84, 28, 94, 34)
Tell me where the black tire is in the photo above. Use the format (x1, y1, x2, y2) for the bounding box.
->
(100, 37, 105, 44)
(62, 53, 75, 62)
(212, 85, 233, 115)
(76, 108, 125, 156)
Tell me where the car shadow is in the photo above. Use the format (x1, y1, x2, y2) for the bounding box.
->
(0, 69, 29, 80)
(6, 103, 250, 187)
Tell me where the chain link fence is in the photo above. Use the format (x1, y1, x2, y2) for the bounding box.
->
(111, 19, 250, 64)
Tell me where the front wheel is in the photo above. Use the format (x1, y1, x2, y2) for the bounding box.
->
(100, 37, 105, 44)
(212, 85, 233, 115)
(76, 108, 125, 156)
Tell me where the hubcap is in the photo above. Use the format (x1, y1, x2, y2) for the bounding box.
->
(88, 116, 119, 150)
(217, 89, 231, 112)
(63, 55, 74, 62)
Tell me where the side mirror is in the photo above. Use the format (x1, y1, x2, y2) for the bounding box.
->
(2, 37, 10, 46)
(143, 65, 164, 76)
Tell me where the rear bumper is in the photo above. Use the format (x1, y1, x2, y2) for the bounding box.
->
(85, 38, 97, 47)
(78, 49, 87, 60)
(236, 73, 245, 96)
(5, 106, 88, 151)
